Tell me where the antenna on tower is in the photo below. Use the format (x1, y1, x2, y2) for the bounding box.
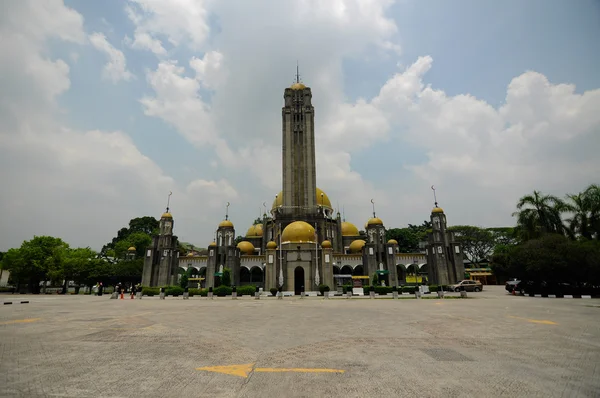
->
(296, 61, 301, 83)
(166, 191, 172, 212)
(225, 202, 230, 220)
(371, 199, 376, 218)
(431, 185, 438, 207)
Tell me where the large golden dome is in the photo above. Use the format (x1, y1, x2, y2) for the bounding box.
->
(237, 241, 255, 255)
(161, 212, 172, 219)
(219, 219, 234, 228)
(349, 239, 366, 253)
(367, 217, 384, 226)
(387, 239, 398, 245)
(341, 221, 359, 236)
(281, 221, 315, 243)
(272, 188, 332, 210)
(432, 207, 444, 213)
(245, 224, 263, 237)
(290, 82, 306, 90)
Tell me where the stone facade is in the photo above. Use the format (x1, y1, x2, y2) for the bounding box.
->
(425, 208, 464, 285)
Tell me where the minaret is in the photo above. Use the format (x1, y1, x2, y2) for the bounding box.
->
(142, 192, 179, 287)
(282, 65, 317, 216)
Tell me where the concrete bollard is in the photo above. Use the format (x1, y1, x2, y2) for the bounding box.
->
(414, 288, 421, 300)
(392, 286, 398, 300)
(300, 285, 305, 299)
(460, 285, 468, 298)
(324, 290, 329, 299)
(159, 287, 165, 300)
(346, 288, 352, 299)
(255, 286, 260, 300)
(369, 285, 375, 299)
(136, 292, 142, 300)
(437, 286, 445, 299)
(277, 287, 283, 300)
(183, 287, 189, 300)
(208, 287, 213, 300)
(110, 291, 118, 299)
(232, 286, 237, 299)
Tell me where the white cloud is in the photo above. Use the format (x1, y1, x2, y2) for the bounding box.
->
(89, 32, 133, 83)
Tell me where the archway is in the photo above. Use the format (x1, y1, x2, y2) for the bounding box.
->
(353, 265, 364, 276)
(397, 264, 407, 283)
(294, 266, 304, 295)
(341, 265, 353, 275)
(250, 267, 264, 285)
(333, 266, 341, 275)
(240, 267, 251, 284)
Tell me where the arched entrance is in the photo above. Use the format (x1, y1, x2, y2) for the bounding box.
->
(294, 266, 304, 295)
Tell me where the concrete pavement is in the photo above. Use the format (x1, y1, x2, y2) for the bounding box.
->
(0, 286, 599, 397)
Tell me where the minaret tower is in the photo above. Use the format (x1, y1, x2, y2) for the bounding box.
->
(282, 65, 317, 217)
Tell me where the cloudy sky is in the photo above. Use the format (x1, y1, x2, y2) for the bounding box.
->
(1, 0, 599, 251)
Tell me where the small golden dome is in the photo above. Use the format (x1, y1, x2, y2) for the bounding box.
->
(237, 241, 255, 255)
(387, 239, 398, 245)
(266, 241, 277, 250)
(321, 240, 332, 248)
(208, 241, 217, 247)
(341, 221, 359, 236)
(186, 252, 194, 257)
(290, 82, 306, 90)
(161, 212, 172, 219)
(281, 221, 315, 243)
(245, 224, 263, 237)
(219, 219, 234, 228)
(367, 217, 384, 226)
(349, 239, 366, 253)
(272, 188, 332, 210)
(127, 246, 136, 252)
(432, 207, 444, 213)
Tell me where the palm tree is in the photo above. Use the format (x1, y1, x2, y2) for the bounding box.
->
(564, 192, 591, 239)
(584, 184, 600, 239)
(512, 190, 566, 240)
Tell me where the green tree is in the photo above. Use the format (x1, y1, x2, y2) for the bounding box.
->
(385, 228, 420, 252)
(222, 267, 232, 287)
(234, 236, 244, 246)
(565, 184, 600, 240)
(512, 190, 566, 240)
(448, 226, 495, 266)
(101, 216, 158, 258)
(180, 273, 189, 289)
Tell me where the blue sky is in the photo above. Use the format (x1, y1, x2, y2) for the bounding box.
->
(1, 0, 599, 250)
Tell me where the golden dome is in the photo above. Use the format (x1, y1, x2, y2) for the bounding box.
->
(127, 246, 136, 252)
(321, 240, 332, 249)
(219, 219, 234, 228)
(290, 82, 306, 90)
(266, 241, 277, 250)
(341, 221, 360, 236)
(367, 217, 384, 226)
(161, 212, 172, 219)
(272, 188, 332, 210)
(349, 239, 366, 253)
(186, 252, 194, 257)
(245, 224, 263, 237)
(237, 241, 255, 255)
(208, 241, 217, 247)
(281, 221, 315, 243)
(432, 207, 444, 213)
(387, 239, 398, 245)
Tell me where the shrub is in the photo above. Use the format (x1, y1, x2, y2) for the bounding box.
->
(318, 285, 330, 295)
(236, 285, 256, 296)
(213, 285, 232, 297)
(142, 287, 160, 296)
(270, 287, 278, 296)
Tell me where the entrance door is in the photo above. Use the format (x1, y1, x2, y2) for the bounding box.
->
(294, 266, 304, 295)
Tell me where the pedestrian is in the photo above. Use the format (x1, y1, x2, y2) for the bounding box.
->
(98, 282, 103, 296)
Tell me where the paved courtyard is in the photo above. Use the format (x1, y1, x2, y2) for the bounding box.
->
(1, 286, 599, 398)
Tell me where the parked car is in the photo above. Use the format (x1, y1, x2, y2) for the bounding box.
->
(451, 280, 483, 292)
(505, 279, 522, 294)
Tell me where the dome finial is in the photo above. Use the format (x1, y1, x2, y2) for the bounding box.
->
(166, 191, 172, 213)
(431, 185, 438, 208)
(225, 201, 230, 220)
(296, 61, 300, 83)
(371, 198, 376, 218)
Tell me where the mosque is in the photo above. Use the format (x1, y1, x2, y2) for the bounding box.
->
(141, 75, 464, 294)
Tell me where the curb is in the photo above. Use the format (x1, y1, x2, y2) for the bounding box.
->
(517, 294, 598, 299)
(3, 301, 30, 305)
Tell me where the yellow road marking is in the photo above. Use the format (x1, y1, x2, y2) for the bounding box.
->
(196, 363, 345, 378)
(0, 318, 41, 325)
(508, 315, 557, 325)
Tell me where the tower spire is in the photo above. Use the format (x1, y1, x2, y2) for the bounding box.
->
(296, 61, 300, 83)
(371, 199, 376, 218)
(225, 202, 230, 220)
(166, 191, 172, 213)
